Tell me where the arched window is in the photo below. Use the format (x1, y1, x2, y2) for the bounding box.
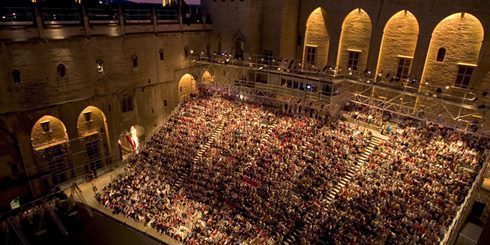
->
(11, 69, 21, 83)
(96, 59, 104, 73)
(120, 95, 134, 113)
(436, 48, 446, 62)
(159, 49, 165, 60)
(57, 63, 66, 78)
(131, 55, 138, 68)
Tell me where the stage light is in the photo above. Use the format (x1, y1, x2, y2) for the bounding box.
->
(445, 85, 450, 90)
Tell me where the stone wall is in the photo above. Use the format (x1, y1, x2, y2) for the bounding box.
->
(303, 8, 329, 68)
(337, 9, 372, 72)
(421, 13, 484, 90)
(0, 30, 212, 201)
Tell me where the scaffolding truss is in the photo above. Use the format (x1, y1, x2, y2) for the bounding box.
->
(188, 54, 488, 134)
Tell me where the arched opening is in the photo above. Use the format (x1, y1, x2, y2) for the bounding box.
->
(420, 13, 484, 90)
(119, 93, 134, 113)
(233, 31, 245, 60)
(57, 63, 66, 78)
(178, 73, 196, 101)
(31, 116, 72, 189)
(118, 125, 144, 160)
(202, 70, 214, 84)
(436, 48, 446, 62)
(337, 8, 372, 73)
(77, 106, 111, 178)
(376, 10, 419, 81)
(303, 7, 329, 70)
(0, 129, 29, 211)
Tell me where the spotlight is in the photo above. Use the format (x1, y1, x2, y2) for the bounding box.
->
(425, 80, 429, 85)
(445, 85, 450, 90)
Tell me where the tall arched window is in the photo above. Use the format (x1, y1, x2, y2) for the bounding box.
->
(57, 63, 66, 78)
(11, 69, 21, 83)
(131, 55, 138, 68)
(436, 48, 446, 62)
(120, 94, 134, 112)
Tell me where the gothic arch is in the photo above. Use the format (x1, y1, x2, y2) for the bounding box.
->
(337, 8, 372, 72)
(77, 106, 111, 173)
(178, 73, 196, 101)
(420, 13, 484, 90)
(202, 70, 214, 84)
(303, 7, 329, 70)
(31, 115, 72, 186)
(233, 30, 246, 59)
(376, 10, 419, 80)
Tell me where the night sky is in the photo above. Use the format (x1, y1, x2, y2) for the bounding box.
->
(130, 0, 201, 4)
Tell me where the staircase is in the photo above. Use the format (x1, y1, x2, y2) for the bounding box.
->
(283, 134, 385, 245)
(323, 134, 384, 206)
(174, 122, 225, 189)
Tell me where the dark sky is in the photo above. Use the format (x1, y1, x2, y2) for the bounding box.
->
(130, 0, 201, 4)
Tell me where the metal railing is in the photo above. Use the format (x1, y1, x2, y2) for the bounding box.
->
(124, 8, 152, 23)
(441, 151, 489, 245)
(155, 9, 178, 22)
(42, 8, 81, 24)
(0, 4, 208, 27)
(0, 7, 33, 25)
(86, 8, 119, 24)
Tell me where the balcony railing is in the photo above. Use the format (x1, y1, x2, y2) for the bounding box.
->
(124, 8, 152, 24)
(156, 9, 178, 22)
(0, 4, 208, 27)
(0, 7, 34, 25)
(42, 8, 81, 25)
(87, 8, 119, 24)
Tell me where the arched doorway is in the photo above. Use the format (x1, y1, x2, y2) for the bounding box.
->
(31, 115, 72, 189)
(303, 7, 329, 70)
(337, 8, 372, 73)
(202, 70, 214, 84)
(376, 10, 419, 81)
(420, 13, 484, 91)
(77, 106, 111, 178)
(178, 73, 196, 102)
(233, 31, 245, 59)
(0, 129, 30, 211)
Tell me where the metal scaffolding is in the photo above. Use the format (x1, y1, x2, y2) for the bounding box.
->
(188, 53, 489, 134)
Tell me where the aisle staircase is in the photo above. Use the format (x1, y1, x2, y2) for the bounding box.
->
(283, 133, 385, 245)
(322, 134, 384, 206)
(174, 121, 225, 189)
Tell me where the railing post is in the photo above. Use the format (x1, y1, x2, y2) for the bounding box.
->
(81, 3, 90, 37)
(118, 6, 125, 36)
(33, 2, 45, 40)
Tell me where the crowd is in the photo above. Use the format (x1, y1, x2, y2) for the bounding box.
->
(98, 91, 488, 244)
(99, 93, 371, 243)
(322, 117, 488, 244)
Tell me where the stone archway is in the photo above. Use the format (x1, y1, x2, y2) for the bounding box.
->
(202, 70, 214, 84)
(178, 73, 196, 102)
(31, 115, 72, 188)
(337, 8, 372, 73)
(420, 13, 484, 91)
(376, 10, 419, 81)
(77, 106, 111, 177)
(0, 129, 30, 210)
(303, 7, 329, 70)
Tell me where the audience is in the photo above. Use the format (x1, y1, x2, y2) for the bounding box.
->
(98, 91, 487, 244)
